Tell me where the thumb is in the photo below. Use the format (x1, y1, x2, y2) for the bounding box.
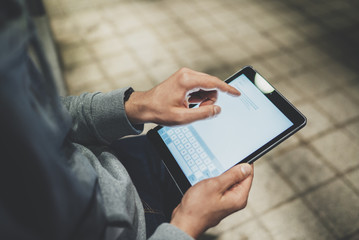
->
(216, 164, 252, 193)
(177, 105, 221, 124)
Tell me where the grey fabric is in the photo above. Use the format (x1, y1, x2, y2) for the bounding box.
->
(61, 89, 143, 145)
(0, 1, 193, 239)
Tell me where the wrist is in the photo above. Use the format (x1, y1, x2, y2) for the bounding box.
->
(170, 216, 203, 239)
(124, 91, 153, 125)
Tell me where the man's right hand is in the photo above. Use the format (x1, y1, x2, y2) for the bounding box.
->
(170, 163, 254, 239)
(124, 67, 240, 126)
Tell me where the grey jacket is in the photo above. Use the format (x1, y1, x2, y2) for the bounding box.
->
(0, 1, 192, 239)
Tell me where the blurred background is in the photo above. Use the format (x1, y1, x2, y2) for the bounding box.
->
(34, 0, 359, 239)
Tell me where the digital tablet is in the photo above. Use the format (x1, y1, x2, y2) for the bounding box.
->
(147, 66, 306, 194)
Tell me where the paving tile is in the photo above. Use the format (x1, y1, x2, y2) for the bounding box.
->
(271, 146, 335, 193)
(315, 91, 359, 124)
(110, 13, 145, 35)
(65, 62, 104, 86)
(89, 38, 125, 59)
(183, 15, 217, 34)
(197, 30, 234, 49)
(274, 9, 307, 26)
(49, 16, 82, 45)
(62, 45, 93, 68)
(346, 232, 359, 240)
(343, 80, 359, 103)
(216, 219, 273, 240)
(207, 206, 255, 235)
(345, 168, 359, 192)
(99, 53, 138, 78)
(269, 28, 308, 47)
(111, 71, 154, 92)
(270, 134, 301, 154)
(164, 1, 200, 18)
(122, 28, 162, 51)
(100, 4, 133, 22)
(134, 3, 170, 25)
(317, 63, 357, 85)
(81, 22, 116, 43)
(262, 199, 335, 240)
(345, 120, 359, 142)
(45, 0, 120, 16)
(237, 3, 269, 20)
(212, 43, 253, 65)
(323, 14, 354, 31)
(248, 160, 295, 214)
(168, 37, 204, 55)
(289, 70, 338, 99)
(175, 49, 218, 72)
(154, 20, 187, 41)
(273, 80, 306, 104)
(290, 45, 332, 67)
(147, 60, 181, 85)
(133, 46, 176, 69)
(251, 14, 286, 30)
(296, 21, 327, 38)
(239, 32, 280, 56)
(205, 65, 237, 81)
(193, 0, 224, 12)
(221, 21, 261, 39)
(259, 54, 295, 79)
(305, 179, 359, 238)
(206, 7, 242, 27)
(72, 10, 102, 30)
(296, 102, 333, 139)
(311, 129, 359, 172)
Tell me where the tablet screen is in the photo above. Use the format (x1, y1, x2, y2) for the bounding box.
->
(157, 74, 293, 186)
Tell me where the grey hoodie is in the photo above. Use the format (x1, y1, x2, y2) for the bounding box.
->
(0, 1, 192, 239)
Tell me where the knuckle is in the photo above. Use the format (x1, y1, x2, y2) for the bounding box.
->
(178, 68, 192, 83)
(178, 67, 190, 77)
(241, 199, 248, 209)
(232, 198, 247, 211)
(179, 67, 190, 73)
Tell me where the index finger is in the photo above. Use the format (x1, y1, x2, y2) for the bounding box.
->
(184, 70, 241, 96)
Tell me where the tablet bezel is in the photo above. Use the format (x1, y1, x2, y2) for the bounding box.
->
(147, 66, 306, 194)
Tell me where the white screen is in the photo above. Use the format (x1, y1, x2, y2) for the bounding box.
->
(158, 74, 293, 185)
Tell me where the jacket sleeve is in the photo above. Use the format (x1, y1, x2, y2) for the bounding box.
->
(60, 88, 143, 145)
(148, 223, 194, 240)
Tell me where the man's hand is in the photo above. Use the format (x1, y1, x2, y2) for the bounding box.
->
(125, 68, 240, 126)
(170, 163, 254, 239)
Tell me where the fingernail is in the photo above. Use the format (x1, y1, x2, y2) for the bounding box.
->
(213, 105, 221, 116)
(241, 164, 251, 177)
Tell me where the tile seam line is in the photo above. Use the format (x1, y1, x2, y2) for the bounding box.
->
(129, 1, 188, 73)
(101, 4, 158, 87)
(268, 154, 339, 239)
(161, 1, 242, 69)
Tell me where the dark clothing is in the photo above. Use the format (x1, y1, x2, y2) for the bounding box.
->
(0, 1, 190, 239)
(111, 136, 183, 237)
